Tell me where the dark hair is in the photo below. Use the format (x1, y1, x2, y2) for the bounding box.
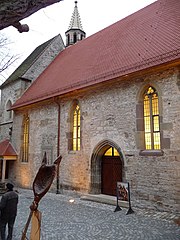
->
(6, 183, 14, 190)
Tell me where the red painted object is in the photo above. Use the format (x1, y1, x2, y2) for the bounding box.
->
(0, 139, 17, 157)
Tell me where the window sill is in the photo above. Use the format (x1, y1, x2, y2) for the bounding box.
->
(68, 150, 80, 154)
(21, 161, 28, 164)
(139, 150, 164, 156)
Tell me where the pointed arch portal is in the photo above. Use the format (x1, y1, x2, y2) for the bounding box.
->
(90, 140, 124, 195)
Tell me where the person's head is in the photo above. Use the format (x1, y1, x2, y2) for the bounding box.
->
(6, 183, 14, 191)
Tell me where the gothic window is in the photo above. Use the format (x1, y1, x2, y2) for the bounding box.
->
(73, 104, 81, 151)
(104, 147, 119, 156)
(21, 114, 29, 162)
(143, 86, 161, 150)
(6, 100, 13, 120)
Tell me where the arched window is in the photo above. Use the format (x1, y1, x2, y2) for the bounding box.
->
(143, 86, 161, 149)
(21, 114, 30, 162)
(104, 147, 119, 156)
(73, 104, 81, 151)
(6, 100, 13, 120)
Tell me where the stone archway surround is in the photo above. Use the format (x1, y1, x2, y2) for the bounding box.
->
(90, 139, 125, 194)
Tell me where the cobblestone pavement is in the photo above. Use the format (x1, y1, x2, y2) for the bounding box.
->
(9, 189, 180, 240)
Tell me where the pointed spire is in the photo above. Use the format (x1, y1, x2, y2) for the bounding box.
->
(68, 1, 84, 31)
(65, 1, 86, 47)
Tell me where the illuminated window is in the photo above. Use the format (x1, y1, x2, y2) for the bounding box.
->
(21, 114, 29, 162)
(73, 105, 80, 151)
(104, 147, 119, 156)
(144, 86, 161, 150)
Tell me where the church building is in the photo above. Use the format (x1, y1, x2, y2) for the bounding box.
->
(0, 0, 179, 213)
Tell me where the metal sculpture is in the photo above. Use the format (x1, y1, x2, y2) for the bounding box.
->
(21, 153, 62, 240)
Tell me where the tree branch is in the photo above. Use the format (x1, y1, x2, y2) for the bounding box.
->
(0, 33, 20, 77)
(0, 0, 62, 31)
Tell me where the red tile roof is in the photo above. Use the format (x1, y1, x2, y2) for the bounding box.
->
(0, 139, 18, 156)
(12, 0, 180, 109)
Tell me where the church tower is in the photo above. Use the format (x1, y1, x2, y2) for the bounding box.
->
(65, 1, 86, 47)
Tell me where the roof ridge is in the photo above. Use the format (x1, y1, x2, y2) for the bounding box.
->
(9, 141, 18, 155)
(4, 140, 17, 156)
(0, 139, 10, 155)
(11, 0, 180, 110)
(3, 141, 9, 155)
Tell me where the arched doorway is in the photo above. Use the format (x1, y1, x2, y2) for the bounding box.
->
(90, 140, 124, 195)
(102, 147, 122, 196)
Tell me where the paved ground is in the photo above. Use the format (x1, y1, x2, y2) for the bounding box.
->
(7, 189, 180, 239)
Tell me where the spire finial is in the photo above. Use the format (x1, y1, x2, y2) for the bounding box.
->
(67, 1, 83, 31)
(65, 0, 86, 46)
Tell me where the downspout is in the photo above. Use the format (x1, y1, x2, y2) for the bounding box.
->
(54, 98, 61, 194)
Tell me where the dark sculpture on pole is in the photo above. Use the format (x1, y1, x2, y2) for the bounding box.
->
(21, 152, 62, 240)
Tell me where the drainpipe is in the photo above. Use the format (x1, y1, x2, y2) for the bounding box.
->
(54, 98, 61, 194)
(1, 158, 6, 183)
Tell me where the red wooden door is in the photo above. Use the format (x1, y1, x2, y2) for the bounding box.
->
(101, 156, 122, 196)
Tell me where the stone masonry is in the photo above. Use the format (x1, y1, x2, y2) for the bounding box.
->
(11, 66, 180, 213)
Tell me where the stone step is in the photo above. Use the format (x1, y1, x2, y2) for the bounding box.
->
(80, 194, 129, 208)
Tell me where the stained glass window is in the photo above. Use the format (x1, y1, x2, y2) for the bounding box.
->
(144, 86, 161, 149)
(21, 115, 29, 162)
(104, 147, 119, 156)
(73, 105, 81, 151)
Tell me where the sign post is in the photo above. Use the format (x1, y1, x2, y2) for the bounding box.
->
(114, 182, 134, 215)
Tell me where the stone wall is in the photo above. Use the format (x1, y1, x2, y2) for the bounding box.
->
(12, 66, 180, 212)
(23, 35, 65, 81)
(0, 80, 27, 141)
(11, 102, 58, 187)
